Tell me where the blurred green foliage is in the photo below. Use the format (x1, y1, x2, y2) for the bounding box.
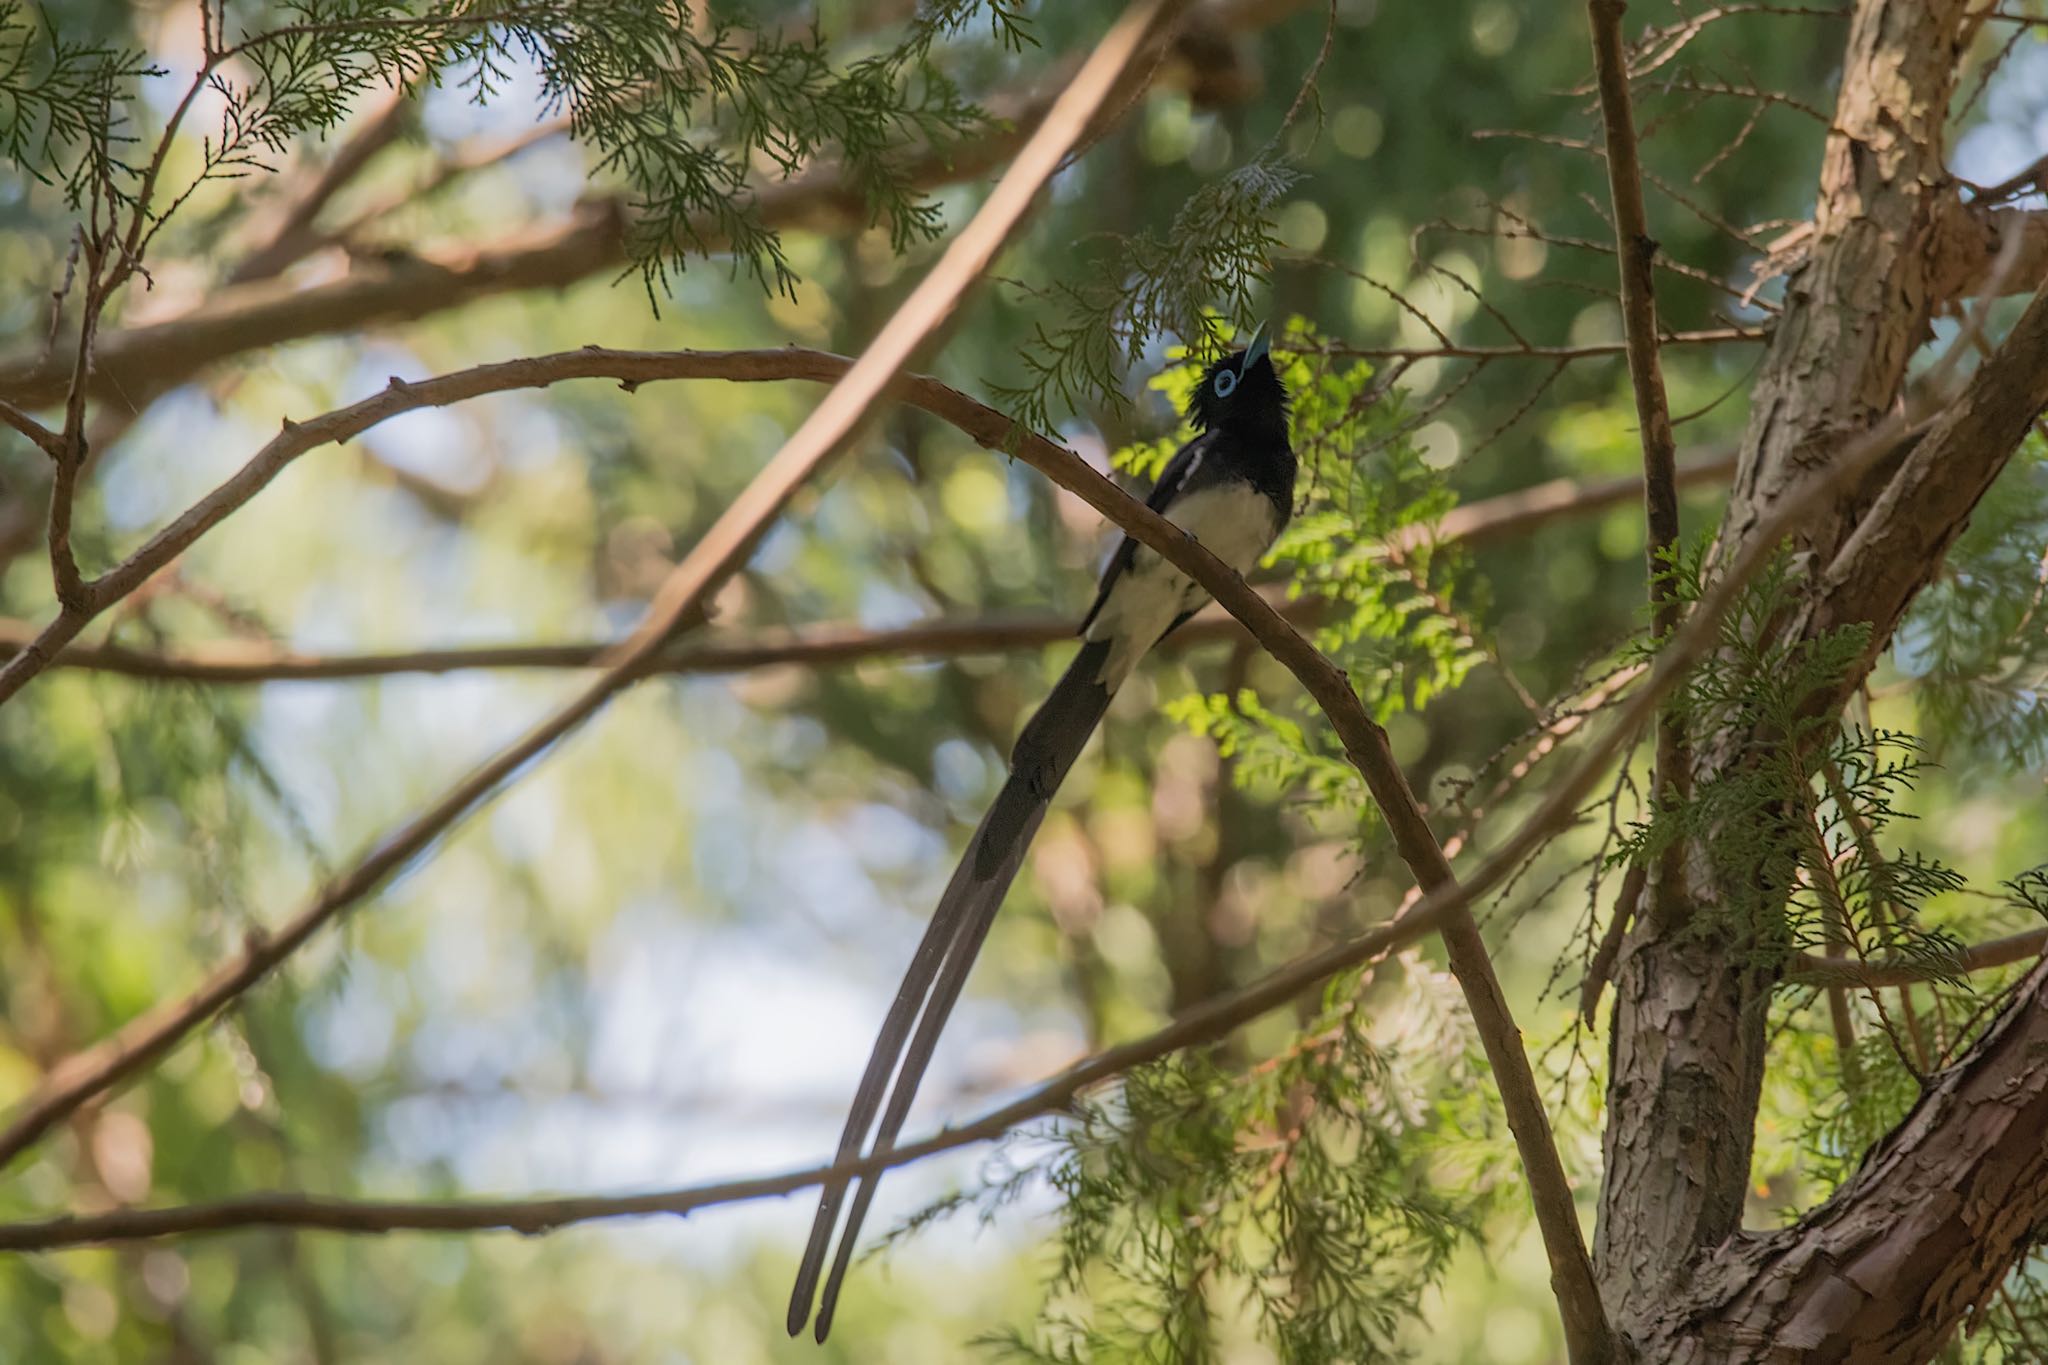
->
(0, 2, 2045, 1362)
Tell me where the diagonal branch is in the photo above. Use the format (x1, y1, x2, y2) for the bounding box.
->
(226, 88, 412, 285)
(0, 400, 62, 459)
(0, 594, 1309, 683)
(0, 0, 1175, 1175)
(1682, 956, 2048, 1358)
(1798, 278, 2048, 693)
(1322, 327, 1762, 364)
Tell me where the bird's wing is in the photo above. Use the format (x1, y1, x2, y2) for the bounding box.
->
(1079, 430, 1212, 636)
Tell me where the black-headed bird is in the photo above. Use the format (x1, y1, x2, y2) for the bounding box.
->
(788, 325, 1296, 1342)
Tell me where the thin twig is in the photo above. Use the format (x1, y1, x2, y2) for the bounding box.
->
(1789, 927, 2048, 989)
(1795, 790, 1912, 1081)
(0, 597, 1306, 684)
(0, 400, 62, 458)
(1969, 150, 2048, 205)
(46, 230, 108, 615)
(1266, 0, 1337, 146)
(1819, 757, 1930, 1071)
(1316, 327, 1762, 364)
(1579, 860, 1643, 1025)
(1589, 0, 1691, 905)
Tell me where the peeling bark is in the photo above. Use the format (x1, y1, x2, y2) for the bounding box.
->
(1646, 960, 2048, 1362)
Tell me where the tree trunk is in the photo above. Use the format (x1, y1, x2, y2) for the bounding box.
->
(1595, 1, 2048, 1358)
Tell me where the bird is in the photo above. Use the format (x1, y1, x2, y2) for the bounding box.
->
(787, 324, 1296, 1343)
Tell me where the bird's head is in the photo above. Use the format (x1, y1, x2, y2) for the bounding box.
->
(1186, 322, 1288, 437)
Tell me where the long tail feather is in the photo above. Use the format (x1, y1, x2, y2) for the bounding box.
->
(788, 640, 1114, 1339)
(783, 860, 968, 1334)
(812, 796, 1037, 1340)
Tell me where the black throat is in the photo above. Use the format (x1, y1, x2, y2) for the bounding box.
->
(1207, 422, 1298, 525)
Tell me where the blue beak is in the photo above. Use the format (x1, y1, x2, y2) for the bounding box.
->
(1241, 320, 1271, 373)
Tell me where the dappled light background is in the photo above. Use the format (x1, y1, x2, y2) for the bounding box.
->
(3, 1, 2048, 1362)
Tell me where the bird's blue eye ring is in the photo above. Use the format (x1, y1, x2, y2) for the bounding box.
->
(1213, 368, 1238, 398)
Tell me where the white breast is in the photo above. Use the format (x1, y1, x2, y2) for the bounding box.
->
(1083, 482, 1280, 687)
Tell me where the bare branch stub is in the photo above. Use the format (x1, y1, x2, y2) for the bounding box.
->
(0, 400, 63, 459)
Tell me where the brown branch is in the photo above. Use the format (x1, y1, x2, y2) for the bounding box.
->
(1789, 926, 2048, 988)
(1317, 327, 1764, 364)
(1579, 860, 1643, 1026)
(1970, 150, 2048, 204)
(0, 0, 1170, 1174)
(0, 596, 1307, 683)
(0, 400, 61, 458)
(1434, 451, 1733, 545)
(1928, 204, 2048, 307)
(1681, 956, 2048, 1358)
(1800, 277, 2048, 702)
(1589, 0, 1692, 851)
(0, 452, 1737, 685)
